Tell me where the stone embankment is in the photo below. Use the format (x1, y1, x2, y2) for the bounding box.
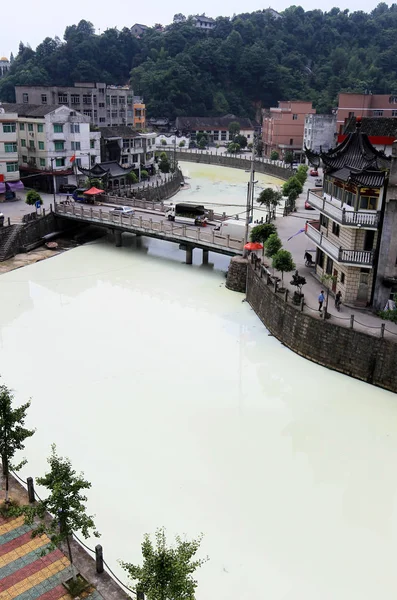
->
(245, 263, 397, 393)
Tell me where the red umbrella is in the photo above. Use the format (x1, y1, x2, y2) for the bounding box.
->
(244, 241, 263, 250)
(84, 187, 104, 195)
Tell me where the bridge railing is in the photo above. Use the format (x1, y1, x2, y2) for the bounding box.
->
(55, 203, 244, 254)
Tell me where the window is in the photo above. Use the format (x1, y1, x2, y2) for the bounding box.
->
(106, 95, 110, 105)
(121, 155, 129, 164)
(83, 109, 92, 117)
(341, 272, 345, 284)
(40, 158, 45, 167)
(99, 88, 105, 94)
(71, 94, 80, 104)
(54, 141, 64, 151)
(70, 123, 80, 133)
(53, 123, 63, 133)
(373, 110, 383, 117)
(20, 123, 25, 131)
(82, 95, 91, 105)
(290, 138, 293, 145)
(22, 93, 29, 103)
(29, 157, 36, 166)
(6, 162, 18, 172)
(393, 110, 397, 117)
(111, 110, 117, 118)
(99, 117, 105, 123)
(93, 95, 97, 104)
(22, 155, 27, 163)
(326, 256, 334, 275)
(359, 195, 378, 210)
(345, 191, 354, 206)
(292, 114, 298, 120)
(71, 141, 81, 150)
(119, 96, 126, 105)
(38, 141, 44, 150)
(41, 94, 47, 104)
(332, 221, 340, 237)
(348, 111, 355, 118)
(364, 230, 375, 251)
(37, 124, 44, 133)
(3, 123, 16, 133)
(55, 158, 65, 167)
(4, 143, 17, 152)
(127, 95, 133, 104)
(320, 214, 329, 228)
(28, 123, 33, 132)
(111, 96, 117, 105)
(58, 94, 68, 103)
(21, 139, 26, 147)
(29, 140, 35, 149)
(221, 130, 227, 140)
(316, 249, 325, 269)
(90, 139, 95, 149)
(99, 102, 105, 108)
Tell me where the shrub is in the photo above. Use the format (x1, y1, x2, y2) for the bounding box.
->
(179, 140, 185, 147)
(161, 139, 167, 145)
(140, 170, 149, 180)
(270, 150, 279, 161)
(25, 190, 43, 206)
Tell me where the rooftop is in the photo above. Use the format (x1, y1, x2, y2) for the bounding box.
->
(1, 103, 62, 117)
(99, 125, 140, 139)
(344, 116, 397, 137)
(176, 115, 254, 131)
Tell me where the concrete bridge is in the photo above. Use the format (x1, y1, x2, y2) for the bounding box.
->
(55, 203, 244, 263)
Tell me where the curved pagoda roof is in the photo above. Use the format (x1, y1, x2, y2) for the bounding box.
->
(305, 118, 391, 188)
(78, 161, 136, 179)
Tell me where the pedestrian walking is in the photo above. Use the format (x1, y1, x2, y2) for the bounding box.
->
(335, 290, 342, 311)
(318, 290, 325, 312)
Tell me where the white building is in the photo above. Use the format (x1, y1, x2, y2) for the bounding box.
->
(100, 126, 156, 172)
(192, 15, 215, 30)
(303, 114, 337, 156)
(2, 103, 101, 191)
(0, 107, 20, 199)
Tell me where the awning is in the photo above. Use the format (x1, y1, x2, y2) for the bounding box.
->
(6, 181, 24, 191)
(84, 187, 104, 196)
(0, 182, 5, 194)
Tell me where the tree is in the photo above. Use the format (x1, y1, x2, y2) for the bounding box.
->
(234, 134, 247, 149)
(257, 188, 282, 220)
(141, 169, 149, 180)
(179, 140, 185, 147)
(25, 190, 43, 206)
(282, 177, 303, 209)
(290, 270, 307, 303)
(228, 121, 240, 139)
(227, 142, 240, 153)
(284, 151, 294, 166)
(264, 233, 282, 259)
(24, 445, 99, 580)
(295, 164, 308, 185)
(250, 223, 277, 255)
(270, 150, 279, 161)
(0, 384, 35, 504)
(127, 171, 138, 188)
(89, 177, 103, 189)
(198, 138, 207, 149)
(255, 139, 264, 157)
(120, 527, 208, 600)
(159, 155, 171, 173)
(161, 138, 167, 145)
(272, 249, 296, 286)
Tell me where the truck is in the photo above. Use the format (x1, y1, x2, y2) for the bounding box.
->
(213, 219, 253, 240)
(165, 203, 207, 226)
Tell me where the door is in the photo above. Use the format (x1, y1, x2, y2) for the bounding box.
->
(356, 270, 369, 304)
(332, 269, 338, 292)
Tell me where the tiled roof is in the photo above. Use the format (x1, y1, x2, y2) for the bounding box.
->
(99, 126, 139, 138)
(344, 117, 397, 137)
(1, 103, 60, 117)
(176, 115, 254, 131)
(79, 161, 135, 178)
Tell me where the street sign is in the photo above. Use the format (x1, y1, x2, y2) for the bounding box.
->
(35, 201, 41, 209)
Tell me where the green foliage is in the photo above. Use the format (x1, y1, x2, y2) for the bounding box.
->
(234, 134, 247, 149)
(228, 121, 241, 138)
(161, 139, 167, 145)
(378, 293, 397, 322)
(272, 249, 296, 284)
(264, 233, 282, 259)
(284, 151, 294, 165)
(196, 132, 208, 144)
(255, 139, 264, 157)
(251, 223, 277, 255)
(257, 188, 282, 216)
(179, 140, 185, 147)
(0, 384, 35, 503)
(89, 177, 103, 189)
(290, 270, 307, 296)
(141, 170, 149, 180)
(282, 177, 303, 199)
(159, 156, 171, 173)
(120, 527, 208, 600)
(25, 190, 43, 206)
(198, 138, 207, 149)
(295, 164, 308, 185)
(127, 171, 138, 185)
(227, 142, 240, 153)
(270, 150, 279, 161)
(23, 445, 99, 573)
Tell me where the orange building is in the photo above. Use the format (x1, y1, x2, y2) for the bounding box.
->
(262, 100, 316, 158)
(133, 99, 146, 129)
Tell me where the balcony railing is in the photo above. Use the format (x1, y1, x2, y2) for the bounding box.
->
(307, 190, 380, 229)
(305, 221, 374, 267)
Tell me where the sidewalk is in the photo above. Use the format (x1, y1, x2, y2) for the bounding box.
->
(272, 172, 397, 341)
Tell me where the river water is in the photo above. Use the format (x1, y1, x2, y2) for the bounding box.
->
(0, 163, 396, 600)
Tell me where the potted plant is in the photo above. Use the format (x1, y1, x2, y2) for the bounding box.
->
(290, 270, 307, 304)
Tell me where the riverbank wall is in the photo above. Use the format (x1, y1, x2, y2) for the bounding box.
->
(246, 264, 397, 393)
(172, 151, 291, 181)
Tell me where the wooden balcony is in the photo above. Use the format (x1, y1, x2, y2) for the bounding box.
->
(306, 189, 380, 229)
(305, 221, 374, 267)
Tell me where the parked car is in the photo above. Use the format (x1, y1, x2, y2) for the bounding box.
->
(111, 206, 134, 215)
(59, 184, 77, 194)
(310, 169, 319, 176)
(315, 178, 323, 187)
(305, 201, 315, 210)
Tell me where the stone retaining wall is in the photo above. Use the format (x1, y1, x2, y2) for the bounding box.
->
(246, 264, 397, 393)
(173, 151, 291, 181)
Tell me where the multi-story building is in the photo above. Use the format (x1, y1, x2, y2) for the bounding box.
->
(15, 83, 145, 129)
(2, 103, 100, 192)
(133, 97, 146, 128)
(0, 57, 10, 79)
(262, 100, 316, 158)
(99, 126, 155, 171)
(303, 114, 336, 155)
(337, 117, 397, 156)
(336, 93, 397, 136)
(305, 118, 395, 308)
(175, 115, 255, 145)
(0, 106, 21, 200)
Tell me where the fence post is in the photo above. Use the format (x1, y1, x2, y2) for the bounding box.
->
(27, 477, 35, 503)
(284, 289, 288, 302)
(300, 297, 304, 312)
(274, 279, 278, 293)
(381, 323, 385, 338)
(43, 208, 46, 217)
(350, 314, 354, 329)
(95, 544, 104, 574)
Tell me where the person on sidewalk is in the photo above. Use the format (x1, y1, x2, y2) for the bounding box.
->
(335, 290, 342, 310)
(318, 290, 325, 312)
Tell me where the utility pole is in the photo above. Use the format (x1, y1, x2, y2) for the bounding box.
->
(50, 157, 56, 206)
(244, 137, 256, 254)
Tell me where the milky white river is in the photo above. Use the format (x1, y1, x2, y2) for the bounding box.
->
(0, 163, 396, 600)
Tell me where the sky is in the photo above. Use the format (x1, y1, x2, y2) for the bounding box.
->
(0, 0, 391, 57)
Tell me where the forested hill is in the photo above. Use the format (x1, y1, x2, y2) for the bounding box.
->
(2, 4, 397, 119)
